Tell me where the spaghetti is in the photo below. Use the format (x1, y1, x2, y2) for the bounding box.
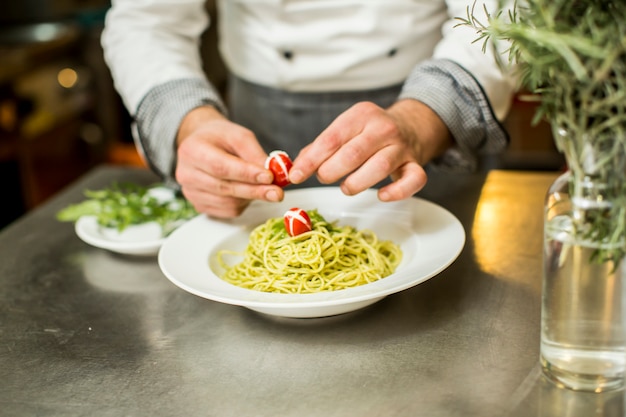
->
(217, 210, 402, 294)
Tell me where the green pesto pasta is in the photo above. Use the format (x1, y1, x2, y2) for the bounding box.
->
(217, 210, 402, 294)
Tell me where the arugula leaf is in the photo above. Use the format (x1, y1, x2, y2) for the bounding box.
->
(307, 209, 340, 233)
(56, 182, 197, 235)
(306, 209, 326, 225)
(268, 217, 288, 239)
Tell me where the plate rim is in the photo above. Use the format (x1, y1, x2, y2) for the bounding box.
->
(75, 216, 165, 254)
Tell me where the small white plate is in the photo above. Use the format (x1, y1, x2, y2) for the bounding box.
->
(158, 187, 465, 318)
(75, 216, 165, 256)
(72, 186, 186, 256)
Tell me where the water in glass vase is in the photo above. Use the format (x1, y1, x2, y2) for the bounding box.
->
(542, 215, 626, 392)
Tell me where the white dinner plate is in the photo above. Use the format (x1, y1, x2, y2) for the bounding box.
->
(158, 187, 465, 318)
(75, 216, 165, 256)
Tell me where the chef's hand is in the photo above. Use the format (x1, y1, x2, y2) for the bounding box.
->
(288, 99, 453, 201)
(175, 106, 284, 218)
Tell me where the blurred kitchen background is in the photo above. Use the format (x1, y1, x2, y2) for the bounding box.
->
(0, 0, 561, 230)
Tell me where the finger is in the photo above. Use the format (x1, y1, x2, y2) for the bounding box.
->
(316, 131, 380, 184)
(178, 139, 273, 185)
(204, 150, 272, 184)
(338, 144, 401, 195)
(289, 131, 348, 184)
(187, 192, 251, 218)
(377, 162, 427, 201)
(178, 165, 284, 201)
(181, 183, 284, 218)
(221, 125, 269, 167)
(289, 106, 370, 184)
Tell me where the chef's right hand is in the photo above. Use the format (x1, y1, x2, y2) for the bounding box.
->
(175, 106, 284, 218)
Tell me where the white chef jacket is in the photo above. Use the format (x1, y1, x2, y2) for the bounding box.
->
(101, 0, 516, 181)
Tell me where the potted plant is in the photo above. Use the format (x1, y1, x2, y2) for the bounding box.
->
(458, 0, 626, 392)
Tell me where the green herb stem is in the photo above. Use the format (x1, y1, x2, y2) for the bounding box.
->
(457, 0, 626, 265)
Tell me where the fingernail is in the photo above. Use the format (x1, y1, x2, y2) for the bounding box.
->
(340, 183, 355, 196)
(289, 169, 304, 184)
(257, 172, 273, 184)
(265, 189, 280, 202)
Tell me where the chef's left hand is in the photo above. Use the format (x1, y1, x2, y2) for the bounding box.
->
(288, 99, 453, 201)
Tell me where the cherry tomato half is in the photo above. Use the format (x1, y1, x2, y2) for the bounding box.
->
(284, 207, 312, 237)
(265, 150, 293, 187)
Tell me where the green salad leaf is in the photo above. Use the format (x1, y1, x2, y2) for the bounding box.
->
(56, 182, 197, 235)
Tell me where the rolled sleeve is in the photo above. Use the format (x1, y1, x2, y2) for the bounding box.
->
(133, 78, 227, 183)
(399, 59, 510, 171)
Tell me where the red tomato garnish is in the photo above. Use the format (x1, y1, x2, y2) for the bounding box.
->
(265, 150, 293, 187)
(284, 207, 312, 237)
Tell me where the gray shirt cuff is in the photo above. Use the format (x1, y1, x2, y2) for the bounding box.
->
(399, 59, 509, 171)
(133, 78, 227, 183)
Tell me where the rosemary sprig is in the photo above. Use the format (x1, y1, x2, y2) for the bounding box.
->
(457, 0, 626, 265)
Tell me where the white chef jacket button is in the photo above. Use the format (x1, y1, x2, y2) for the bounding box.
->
(282, 50, 294, 60)
(388, 48, 398, 57)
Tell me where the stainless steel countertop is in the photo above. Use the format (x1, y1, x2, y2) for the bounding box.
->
(1, 165, 624, 416)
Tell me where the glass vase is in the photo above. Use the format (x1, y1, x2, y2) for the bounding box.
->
(541, 170, 626, 392)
